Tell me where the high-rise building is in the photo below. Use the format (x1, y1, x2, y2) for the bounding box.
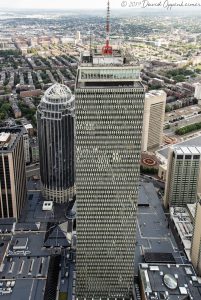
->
(75, 51, 145, 298)
(37, 83, 75, 203)
(141, 90, 166, 152)
(0, 127, 26, 220)
(194, 83, 201, 104)
(164, 146, 201, 208)
(23, 131, 30, 164)
(191, 195, 201, 276)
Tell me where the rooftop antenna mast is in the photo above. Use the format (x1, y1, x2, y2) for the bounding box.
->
(102, 0, 113, 55)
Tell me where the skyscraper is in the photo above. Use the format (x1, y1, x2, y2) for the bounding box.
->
(37, 83, 75, 203)
(164, 146, 201, 208)
(75, 52, 145, 297)
(0, 127, 26, 220)
(141, 90, 166, 152)
(191, 195, 201, 276)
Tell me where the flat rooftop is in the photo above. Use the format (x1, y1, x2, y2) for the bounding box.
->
(157, 135, 201, 160)
(135, 182, 186, 275)
(0, 278, 46, 300)
(0, 128, 23, 153)
(174, 146, 201, 156)
(139, 263, 201, 300)
(170, 206, 194, 260)
(165, 104, 201, 123)
(0, 178, 71, 300)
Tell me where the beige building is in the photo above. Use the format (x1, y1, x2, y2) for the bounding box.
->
(0, 128, 26, 220)
(194, 82, 201, 104)
(141, 90, 166, 152)
(191, 195, 201, 276)
(158, 163, 167, 181)
(164, 146, 201, 208)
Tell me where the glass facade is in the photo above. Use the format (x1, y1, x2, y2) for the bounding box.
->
(37, 84, 75, 203)
(0, 128, 26, 220)
(75, 66, 145, 299)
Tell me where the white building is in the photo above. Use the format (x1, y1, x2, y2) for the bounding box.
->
(194, 83, 201, 103)
(164, 146, 201, 208)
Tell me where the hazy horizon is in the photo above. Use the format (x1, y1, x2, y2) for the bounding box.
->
(0, 0, 201, 11)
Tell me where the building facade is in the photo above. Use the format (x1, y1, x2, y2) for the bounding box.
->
(75, 57, 145, 299)
(141, 90, 166, 152)
(37, 83, 75, 203)
(164, 147, 201, 208)
(191, 195, 201, 276)
(23, 132, 30, 164)
(194, 82, 201, 104)
(0, 128, 26, 220)
(30, 138, 39, 163)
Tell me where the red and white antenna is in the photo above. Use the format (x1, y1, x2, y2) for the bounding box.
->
(102, 0, 113, 55)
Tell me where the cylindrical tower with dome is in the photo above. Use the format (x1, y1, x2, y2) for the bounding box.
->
(37, 83, 75, 203)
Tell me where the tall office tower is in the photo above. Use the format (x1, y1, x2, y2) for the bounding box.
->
(191, 195, 201, 276)
(75, 54, 144, 298)
(141, 90, 166, 152)
(23, 131, 30, 164)
(164, 146, 201, 208)
(194, 83, 201, 104)
(76, 31, 81, 41)
(0, 127, 26, 220)
(37, 83, 75, 203)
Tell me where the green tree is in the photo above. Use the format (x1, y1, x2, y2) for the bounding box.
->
(1, 103, 11, 112)
(165, 104, 172, 112)
(0, 111, 5, 121)
(175, 122, 201, 135)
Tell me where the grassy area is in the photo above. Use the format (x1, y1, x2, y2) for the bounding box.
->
(175, 121, 201, 135)
(59, 293, 67, 300)
(165, 68, 195, 82)
(195, 64, 201, 70)
(18, 101, 37, 127)
(0, 102, 12, 121)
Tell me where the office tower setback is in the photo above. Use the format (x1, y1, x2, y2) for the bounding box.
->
(37, 83, 75, 203)
(141, 90, 166, 152)
(0, 127, 26, 220)
(75, 53, 145, 298)
(164, 146, 201, 208)
(191, 195, 201, 276)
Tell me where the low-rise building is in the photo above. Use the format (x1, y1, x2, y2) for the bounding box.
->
(139, 263, 201, 300)
(170, 206, 194, 260)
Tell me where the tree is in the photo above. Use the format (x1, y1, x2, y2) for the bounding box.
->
(0, 112, 5, 121)
(175, 122, 201, 135)
(1, 103, 11, 112)
(165, 104, 172, 112)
